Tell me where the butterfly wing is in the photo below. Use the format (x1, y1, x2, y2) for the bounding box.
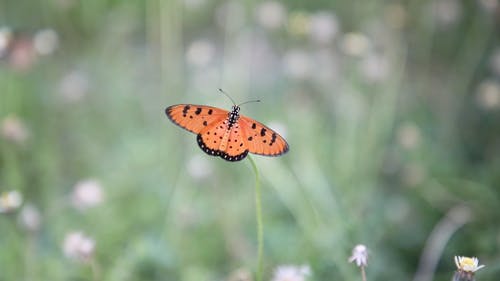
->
(166, 104, 289, 161)
(197, 120, 249, 161)
(238, 115, 289, 156)
(165, 104, 227, 133)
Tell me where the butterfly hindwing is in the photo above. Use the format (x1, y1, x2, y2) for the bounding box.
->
(198, 119, 249, 161)
(239, 116, 289, 156)
(165, 104, 227, 134)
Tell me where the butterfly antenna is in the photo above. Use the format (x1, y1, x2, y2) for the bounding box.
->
(238, 99, 261, 106)
(218, 88, 237, 106)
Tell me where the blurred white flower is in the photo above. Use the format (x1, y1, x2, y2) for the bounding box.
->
(186, 154, 213, 179)
(396, 122, 421, 150)
(0, 190, 23, 213)
(33, 29, 59, 55)
(0, 26, 12, 58)
(227, 268, 252, 281)
(283, 49, 312, 80)
(58, 70, 90, 103)
(349, 244, 368, 267)
(340, 32, 371, 57)
(8, 37, 37, 72)
(312, 50, 340, 84)
(429, 0, 462, 28)
(478, 0, 498, 11)
(360, 53, 390, 82)
(476, 79, 500, 110)
(183, 0, 206, 9)
(19, 204, 41, 232)
(271, 264, 311, 281)
(490, 48, 500, 77)
(455, 256, 485, 273)
(186, 39, 215, 68)
(255, 1, 286, 30)
(384, 3, 407, 30)
(71, 179, 104, 210)
(1, 115, 30, 144)
(288, 11, 310, 37)
(215, 2, 245, 32)
(63, 231, 95, 262)
(309, 12, 339, 44)
(402, 163, 426, 187)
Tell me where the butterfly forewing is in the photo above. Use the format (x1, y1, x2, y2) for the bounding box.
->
(238, 116, 289, 156)
(166, 104, 227, 134)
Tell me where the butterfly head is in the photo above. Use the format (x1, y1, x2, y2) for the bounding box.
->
(231, 105, 241, 114)
(228, 105, 241, 126)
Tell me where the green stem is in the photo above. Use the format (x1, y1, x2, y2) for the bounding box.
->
(248, 155, 263, 281)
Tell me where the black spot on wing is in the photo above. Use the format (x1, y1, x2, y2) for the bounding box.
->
(269, 132, 277, 146)
(260, 128, 267, 137)
(182, 105, 191, 117)
(195, 107, 202, 115)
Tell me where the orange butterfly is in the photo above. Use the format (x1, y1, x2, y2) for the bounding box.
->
(165, 94, 289, 162)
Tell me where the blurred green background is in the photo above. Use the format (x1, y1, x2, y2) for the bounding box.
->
(1, 0, 499, 280)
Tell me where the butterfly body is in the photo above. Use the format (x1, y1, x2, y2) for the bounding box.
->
(165, 104, 288, 162)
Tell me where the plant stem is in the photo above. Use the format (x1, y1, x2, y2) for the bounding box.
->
(361, 266, 367, 281)
(248, 155, 263, 281)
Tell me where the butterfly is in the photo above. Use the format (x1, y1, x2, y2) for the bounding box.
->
(165, 93, 289, 162)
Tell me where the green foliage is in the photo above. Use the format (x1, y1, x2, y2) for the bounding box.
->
(0, 0, 499, 280)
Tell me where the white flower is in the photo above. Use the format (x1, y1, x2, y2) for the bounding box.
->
(0, 26, 12, 57)
(255, 1, 286, 30)
(71, 179, 104, 210)
(186, 154, 213, 179)
(63, 231, 95, 262)
(215, 2, 245, 32)
(18, 204, 41, 232)
(478, 0, 498, 12)
(396, 122, 421, 150)
(287, 12, 310, 37)
(360, 53, 390, 82)
(0, 190, 23, 213)
(476, 79, 500, 110)
(1, 115, 30, 144)
(283, 49, 312, 80)
(33, 29, 59, 55)
(58, 70, 90, 103)
(349, 244, 368, 267)
(340, 32, 371, 57)
(182, 0, 206, 9)
(186, 39, 215, 68)
(309, 12, 339, 44)
(429, 0, 462, 28)
(271, 265, 311, 281)
(455, 256, 485, 273)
